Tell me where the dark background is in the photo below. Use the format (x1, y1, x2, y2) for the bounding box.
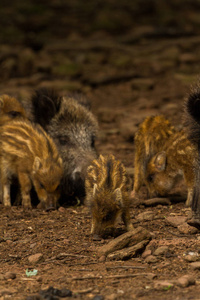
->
(1, 0, 200, 48)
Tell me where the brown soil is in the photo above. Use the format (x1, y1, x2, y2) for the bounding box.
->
(1, 2, 200, 299)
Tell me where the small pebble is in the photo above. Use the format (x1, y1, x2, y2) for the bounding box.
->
(99, 255, 106, 262)
(154, 246, 169, 256)
(28, 253, 44, 264)
(190, 262, 200, 270)
(58, 206, 65, 213)
(4, 272, 16, 280)
(154, 280, 174, 290)
(177, 275, 195, 287)
(141, 250, 151, 258)
(184, 254, 199, 262)
(145, 255, 158, 263)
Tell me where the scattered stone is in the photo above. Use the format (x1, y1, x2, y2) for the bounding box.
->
(30, 243, 37, 249)
(99, 255, 106, 262)
(4, 272, 16, 280)
(154, 246, 169, 256)
(184, 252, 199, 262)
(28, 253, 44, 264)
(142, 249, 151, 258)
(98, 226, 151, 256)
(58, 206, 66, 213)
(190, 262, 200, 270)
(166, 216, 187, 227)
(136, 211, 155, 221)
(154, 280, 174, 290)
(6, 239, 13, 245)
(145, 255, 158, 264)
(177, 275, 195, 287)
(178, 222, 198, 234)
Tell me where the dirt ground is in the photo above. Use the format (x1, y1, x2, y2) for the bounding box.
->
(2, 2, 200, 300)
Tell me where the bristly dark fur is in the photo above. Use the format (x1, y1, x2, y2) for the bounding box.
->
(184, 83, 200, 214)
(184, 84, 200, 145)
(31, 88, 62, 129)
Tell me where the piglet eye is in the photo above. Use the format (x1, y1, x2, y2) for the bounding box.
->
(103, 212, 112, 222)
(39, 182, 45, 189)
(56, 184, 60, 191)
(91, 135, 95, 148)
(147, 174, 154, 182)
(58, 136, 70, 146)
(8, 111, 21, 118)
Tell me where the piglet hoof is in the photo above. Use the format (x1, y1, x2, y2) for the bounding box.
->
(130, 190, 136, 199)
(3, 203, 11, 208)
(22, 204, 32, 210)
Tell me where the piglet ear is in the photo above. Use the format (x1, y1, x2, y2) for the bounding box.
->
(114, 188, 123, 207)
(0, 98, 4, 108)
(154, 151, 167, 172)
(93, 183, 98, 196)
(33, 156, 42, 172)
(31, 88, 61, 128)
(58, 157, 63, 167)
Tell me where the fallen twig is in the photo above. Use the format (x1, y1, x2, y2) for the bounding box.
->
(70, 273, 156, 281)
(47, 252, 89, 261)
(68, 262, 98, 267)
(106, 266, 146, 271)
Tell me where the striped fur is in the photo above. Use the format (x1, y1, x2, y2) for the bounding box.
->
(132, 115, 175, 199)
(0, 120, 63, 209)
(85, 154, 133, 236)
(146, 130, 197, 206)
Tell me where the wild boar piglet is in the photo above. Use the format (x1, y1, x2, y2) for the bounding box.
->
(145, 130, 197, 207)
(0, 120, 63, 210)
(131, 115, 175, 199)
(85, 154, 133, 237)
